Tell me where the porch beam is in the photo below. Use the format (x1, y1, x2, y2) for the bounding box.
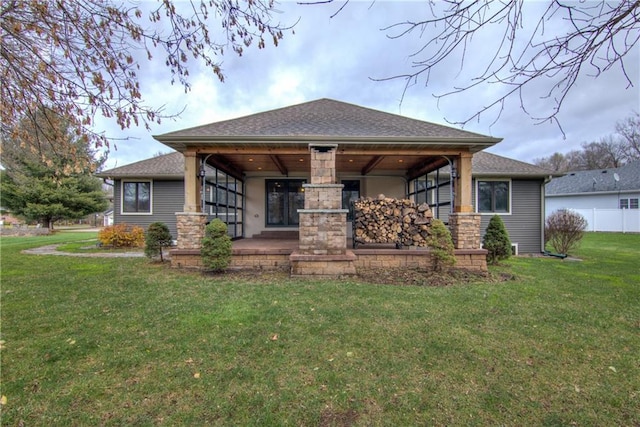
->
(339, 148, 477, 156)
(361, 155, 385, 175)
(269, 154, 289, 176)
(206, 154, 245, 182)
(406, 157, 450, 181)
(193, 146, 480, 156)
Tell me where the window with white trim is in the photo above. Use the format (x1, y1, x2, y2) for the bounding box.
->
(620, 198, 639, 209)
(477, 180, 510, 213)
(122, 181, 151, 213)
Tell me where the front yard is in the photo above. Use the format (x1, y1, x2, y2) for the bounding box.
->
(1, 232, 638, 425)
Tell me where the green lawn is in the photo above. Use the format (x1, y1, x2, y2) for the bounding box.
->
(1, 232, 638, 426)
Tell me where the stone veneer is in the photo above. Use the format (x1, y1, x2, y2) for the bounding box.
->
(175, 212, 208, 249)
(449, 213, 482, 250)
(169, 248, 488, 273)
(291, 144, 356, 276)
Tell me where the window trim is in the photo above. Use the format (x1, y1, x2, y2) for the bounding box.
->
(121, 180, 153, 215)
(475, 178, 512, 215)
(620, 197, 639, 209)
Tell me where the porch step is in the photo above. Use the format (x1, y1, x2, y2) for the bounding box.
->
(252, 230, 299, 240)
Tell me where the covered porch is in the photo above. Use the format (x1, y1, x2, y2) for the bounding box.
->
(154, 99, 500, 276)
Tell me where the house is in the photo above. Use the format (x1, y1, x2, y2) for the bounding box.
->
(545, 161, 640, 232)
(97, 99, 554, 273)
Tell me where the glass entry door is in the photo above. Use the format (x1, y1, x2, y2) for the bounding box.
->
(266, 180, 306, 226)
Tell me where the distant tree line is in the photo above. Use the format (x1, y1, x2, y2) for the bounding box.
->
(534, 112, 640, 172)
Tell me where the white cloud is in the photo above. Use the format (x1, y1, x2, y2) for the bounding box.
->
(96, 1, 640, 169)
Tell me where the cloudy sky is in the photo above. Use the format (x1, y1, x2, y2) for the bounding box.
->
(97, 1, 640, 170)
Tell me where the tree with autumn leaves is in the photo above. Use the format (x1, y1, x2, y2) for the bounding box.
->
(0, 0, 289, 168)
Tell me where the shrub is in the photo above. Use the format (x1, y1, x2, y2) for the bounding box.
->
(144, 222, 173, 261)
(425, 219, 456, 272)
(545, 209, 587, 255)
(98, 223, 145, 248)
(483, 215, 511, 265)
(201, 219, 232, 272)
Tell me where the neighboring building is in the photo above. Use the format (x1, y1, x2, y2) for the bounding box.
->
(546, 162, 640, 213)
(545, 162, 640, 232)
(97, 99, 554, 255)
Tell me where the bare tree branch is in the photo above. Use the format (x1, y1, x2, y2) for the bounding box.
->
(366, 0, 639, 133)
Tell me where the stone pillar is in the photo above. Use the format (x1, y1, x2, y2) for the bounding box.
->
(449, 213, 482, 250)
(297, 144, 348, 256)
(298, 184, 348, 255)
(176, 212, 208, 249)
(291, 144, 356, 277)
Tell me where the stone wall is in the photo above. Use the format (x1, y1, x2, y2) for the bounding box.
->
(170, 248, 488, 273)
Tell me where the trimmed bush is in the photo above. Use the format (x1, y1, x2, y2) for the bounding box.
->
(98, 224, 145, 248)
(545, 209, 587, 255)
(144, 222, 173, 262)
(425, 218, 456, 272)
(483, 215, 511, 265)
(201, 219, 232, 272)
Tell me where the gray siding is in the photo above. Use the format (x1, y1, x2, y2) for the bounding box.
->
(477, 179, 544, 254)
(113, 179, 183, 238)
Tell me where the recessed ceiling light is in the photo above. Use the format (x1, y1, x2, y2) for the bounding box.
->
(398, 159, 404, 163)
(248, 158, 254, 162)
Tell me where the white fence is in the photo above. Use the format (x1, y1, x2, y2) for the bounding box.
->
(566, 208, 640, 233)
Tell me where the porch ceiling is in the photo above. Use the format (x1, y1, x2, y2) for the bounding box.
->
(199, 143, 470, 179)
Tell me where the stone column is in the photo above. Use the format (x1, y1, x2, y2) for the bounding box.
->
(449, 213, 482, 250)
(291, 144, 356, 277)
(176, 212, 208, 249)
(297, 144, 348, 255)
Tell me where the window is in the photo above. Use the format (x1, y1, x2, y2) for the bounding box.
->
(122, 181, 151, 213)
(266, 180, 305, 226)
(414, 179, 435, 205)
(477, 180, 510, 213)
(342, 180, 360, 221)
(620, 198, 639, 209)
(203, 169, 244, 239)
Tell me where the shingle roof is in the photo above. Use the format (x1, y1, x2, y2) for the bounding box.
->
(96, 151, 183, 179)
(546, 161, 640, 195)
(472, 151, 555, 178)
(97, 150, 551, 179)
(155, 98, 499, 141)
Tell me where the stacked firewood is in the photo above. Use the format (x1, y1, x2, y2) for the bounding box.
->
(353, 195, 434, 247)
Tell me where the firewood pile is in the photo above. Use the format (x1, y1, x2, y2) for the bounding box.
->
(353, 195, 434, 247)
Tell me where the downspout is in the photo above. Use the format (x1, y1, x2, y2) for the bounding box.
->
(541, 175, 552, 253)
